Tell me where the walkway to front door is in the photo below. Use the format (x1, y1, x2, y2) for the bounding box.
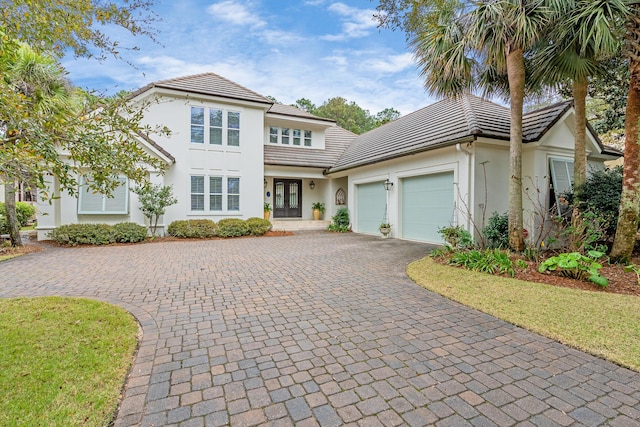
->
(1, 233, 638, 426)
(274, 178, 302, 218)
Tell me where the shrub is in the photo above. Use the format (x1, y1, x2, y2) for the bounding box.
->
(328, 207, 350, 232)
(167, 219, 217, 238)
(568, 166, 623, 241)
(448, 248, 515, 276)
(245, 217, 272, 236)
(483, 212, 509, 248)
(50, 224, 115, 246)
(538, 250, 608, 287)
(216, 218, 249, 237)
(112, 222, 148, 243)
(438, 225, 473, 250)
(133, 184, 177, 236)
(0, 202, 36, 233)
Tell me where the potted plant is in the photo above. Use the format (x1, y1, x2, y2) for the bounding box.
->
(312, 202, 325, 220)
(379, 223, 391, 238)
(264, 202, 272, 220)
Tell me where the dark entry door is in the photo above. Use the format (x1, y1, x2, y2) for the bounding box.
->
(274, 179, 302, 218)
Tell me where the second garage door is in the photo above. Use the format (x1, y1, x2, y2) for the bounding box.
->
(356, 181, 386, 234)
(401, 172, 455, 243)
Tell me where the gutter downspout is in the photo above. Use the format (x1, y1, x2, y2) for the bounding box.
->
(456, 141, 474, 233)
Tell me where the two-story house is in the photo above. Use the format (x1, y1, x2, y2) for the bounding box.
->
(35, 72, 620, 244)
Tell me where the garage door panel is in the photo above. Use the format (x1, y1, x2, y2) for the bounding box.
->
(356, 181, 386, 234)
(402, 172, 454, 243)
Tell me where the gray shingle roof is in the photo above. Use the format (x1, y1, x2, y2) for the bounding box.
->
(267, 104, 335, 123)
(330, 94, 599, 173)
(264, 126, 356, 168)
(130, 72, 273, 105)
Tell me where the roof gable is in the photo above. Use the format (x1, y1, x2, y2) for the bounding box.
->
(130, 72, 273, 105)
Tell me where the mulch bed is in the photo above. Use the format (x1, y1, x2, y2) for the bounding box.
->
(435, 253, 640, 297)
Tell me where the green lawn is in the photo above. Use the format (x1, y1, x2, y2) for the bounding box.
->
(0, 297, 139, 426)
(408, 257, 640, 372)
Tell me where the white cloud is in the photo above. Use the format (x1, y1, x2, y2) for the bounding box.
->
(364, 53, 414, 73)
(320, 2, 378, 41)
(207, 1, 265, 28)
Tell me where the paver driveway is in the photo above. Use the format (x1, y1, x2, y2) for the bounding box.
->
(1, 232, 639, 427)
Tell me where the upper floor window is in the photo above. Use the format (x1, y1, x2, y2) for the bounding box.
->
(209, 109, 223, 145)
(190, 106, 240, 146)
(269, 127, 278, 144)
(268, 127, 312, 147)
(190, 107, 205, 144)
(228, 112, 240, 147)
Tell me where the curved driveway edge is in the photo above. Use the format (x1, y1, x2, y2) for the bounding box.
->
(1, 232, 639, 427)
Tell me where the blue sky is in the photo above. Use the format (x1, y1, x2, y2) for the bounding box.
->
(62, 0, 437, 115)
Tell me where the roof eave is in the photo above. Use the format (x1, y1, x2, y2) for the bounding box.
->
(327, 135, 476, 174)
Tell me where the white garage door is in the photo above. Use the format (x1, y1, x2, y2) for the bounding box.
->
(356, 181, 386, 234)
(402, 172, 455, 243)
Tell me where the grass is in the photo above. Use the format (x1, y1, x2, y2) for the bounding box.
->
(408, 257, 640, 372)
(0, 297, 139, 426)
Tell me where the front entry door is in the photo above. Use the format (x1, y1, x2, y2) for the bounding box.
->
(274, 179, 302, 218)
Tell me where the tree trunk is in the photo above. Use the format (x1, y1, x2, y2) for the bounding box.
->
(570, 78, 588, 251)
(4, 180, 23, 247)
(507, 48, 525, 252)
(573, 78, 588, 189)
(610, 62, 640, 262)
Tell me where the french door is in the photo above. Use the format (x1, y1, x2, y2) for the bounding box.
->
(273, 179, 302, 218)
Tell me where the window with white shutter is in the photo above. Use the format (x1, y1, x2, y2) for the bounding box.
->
(549, 158, 574, 216)
(78, 175, 129, 214)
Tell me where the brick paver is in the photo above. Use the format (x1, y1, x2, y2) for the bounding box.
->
(1, 232, 639, 426)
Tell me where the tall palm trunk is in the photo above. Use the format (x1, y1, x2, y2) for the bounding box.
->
(4, 180, 22, 247)
(611, 7, 640, 262)
(570, 77, 588, 251)
(507, 48, 525, 252)
(573, 78, 588, 189)
(611, 66, 640, 261)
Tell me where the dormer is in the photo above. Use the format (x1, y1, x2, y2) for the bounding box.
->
(265, 104, 335, 150)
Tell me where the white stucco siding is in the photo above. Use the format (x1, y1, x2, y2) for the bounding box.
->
(472, 142, 510, 231)
(346, 145, 469, 243)
(141, 95, 266, 224)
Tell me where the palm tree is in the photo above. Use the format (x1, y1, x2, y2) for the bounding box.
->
(1, 40, 72, 246)
(611, 2, 640, 262)
(403, 0, 561, 251)
(532, 1, 624, 190)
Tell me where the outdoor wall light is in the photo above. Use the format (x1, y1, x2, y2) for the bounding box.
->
(309, 180, 315, 190)
(264, 178, 267, 188)
(383, 179, 394, 191)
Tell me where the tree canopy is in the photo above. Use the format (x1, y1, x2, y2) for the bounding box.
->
(293, 97, 400, 134)
(0, 0, 158, 59)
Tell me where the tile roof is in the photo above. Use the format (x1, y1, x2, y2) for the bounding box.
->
(267, 104, 336, 123)
(135, 132, 175, 164)
(330, 94, 601, 172)
(129, 72, 273, 105)
(264, 126, 356, 169)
